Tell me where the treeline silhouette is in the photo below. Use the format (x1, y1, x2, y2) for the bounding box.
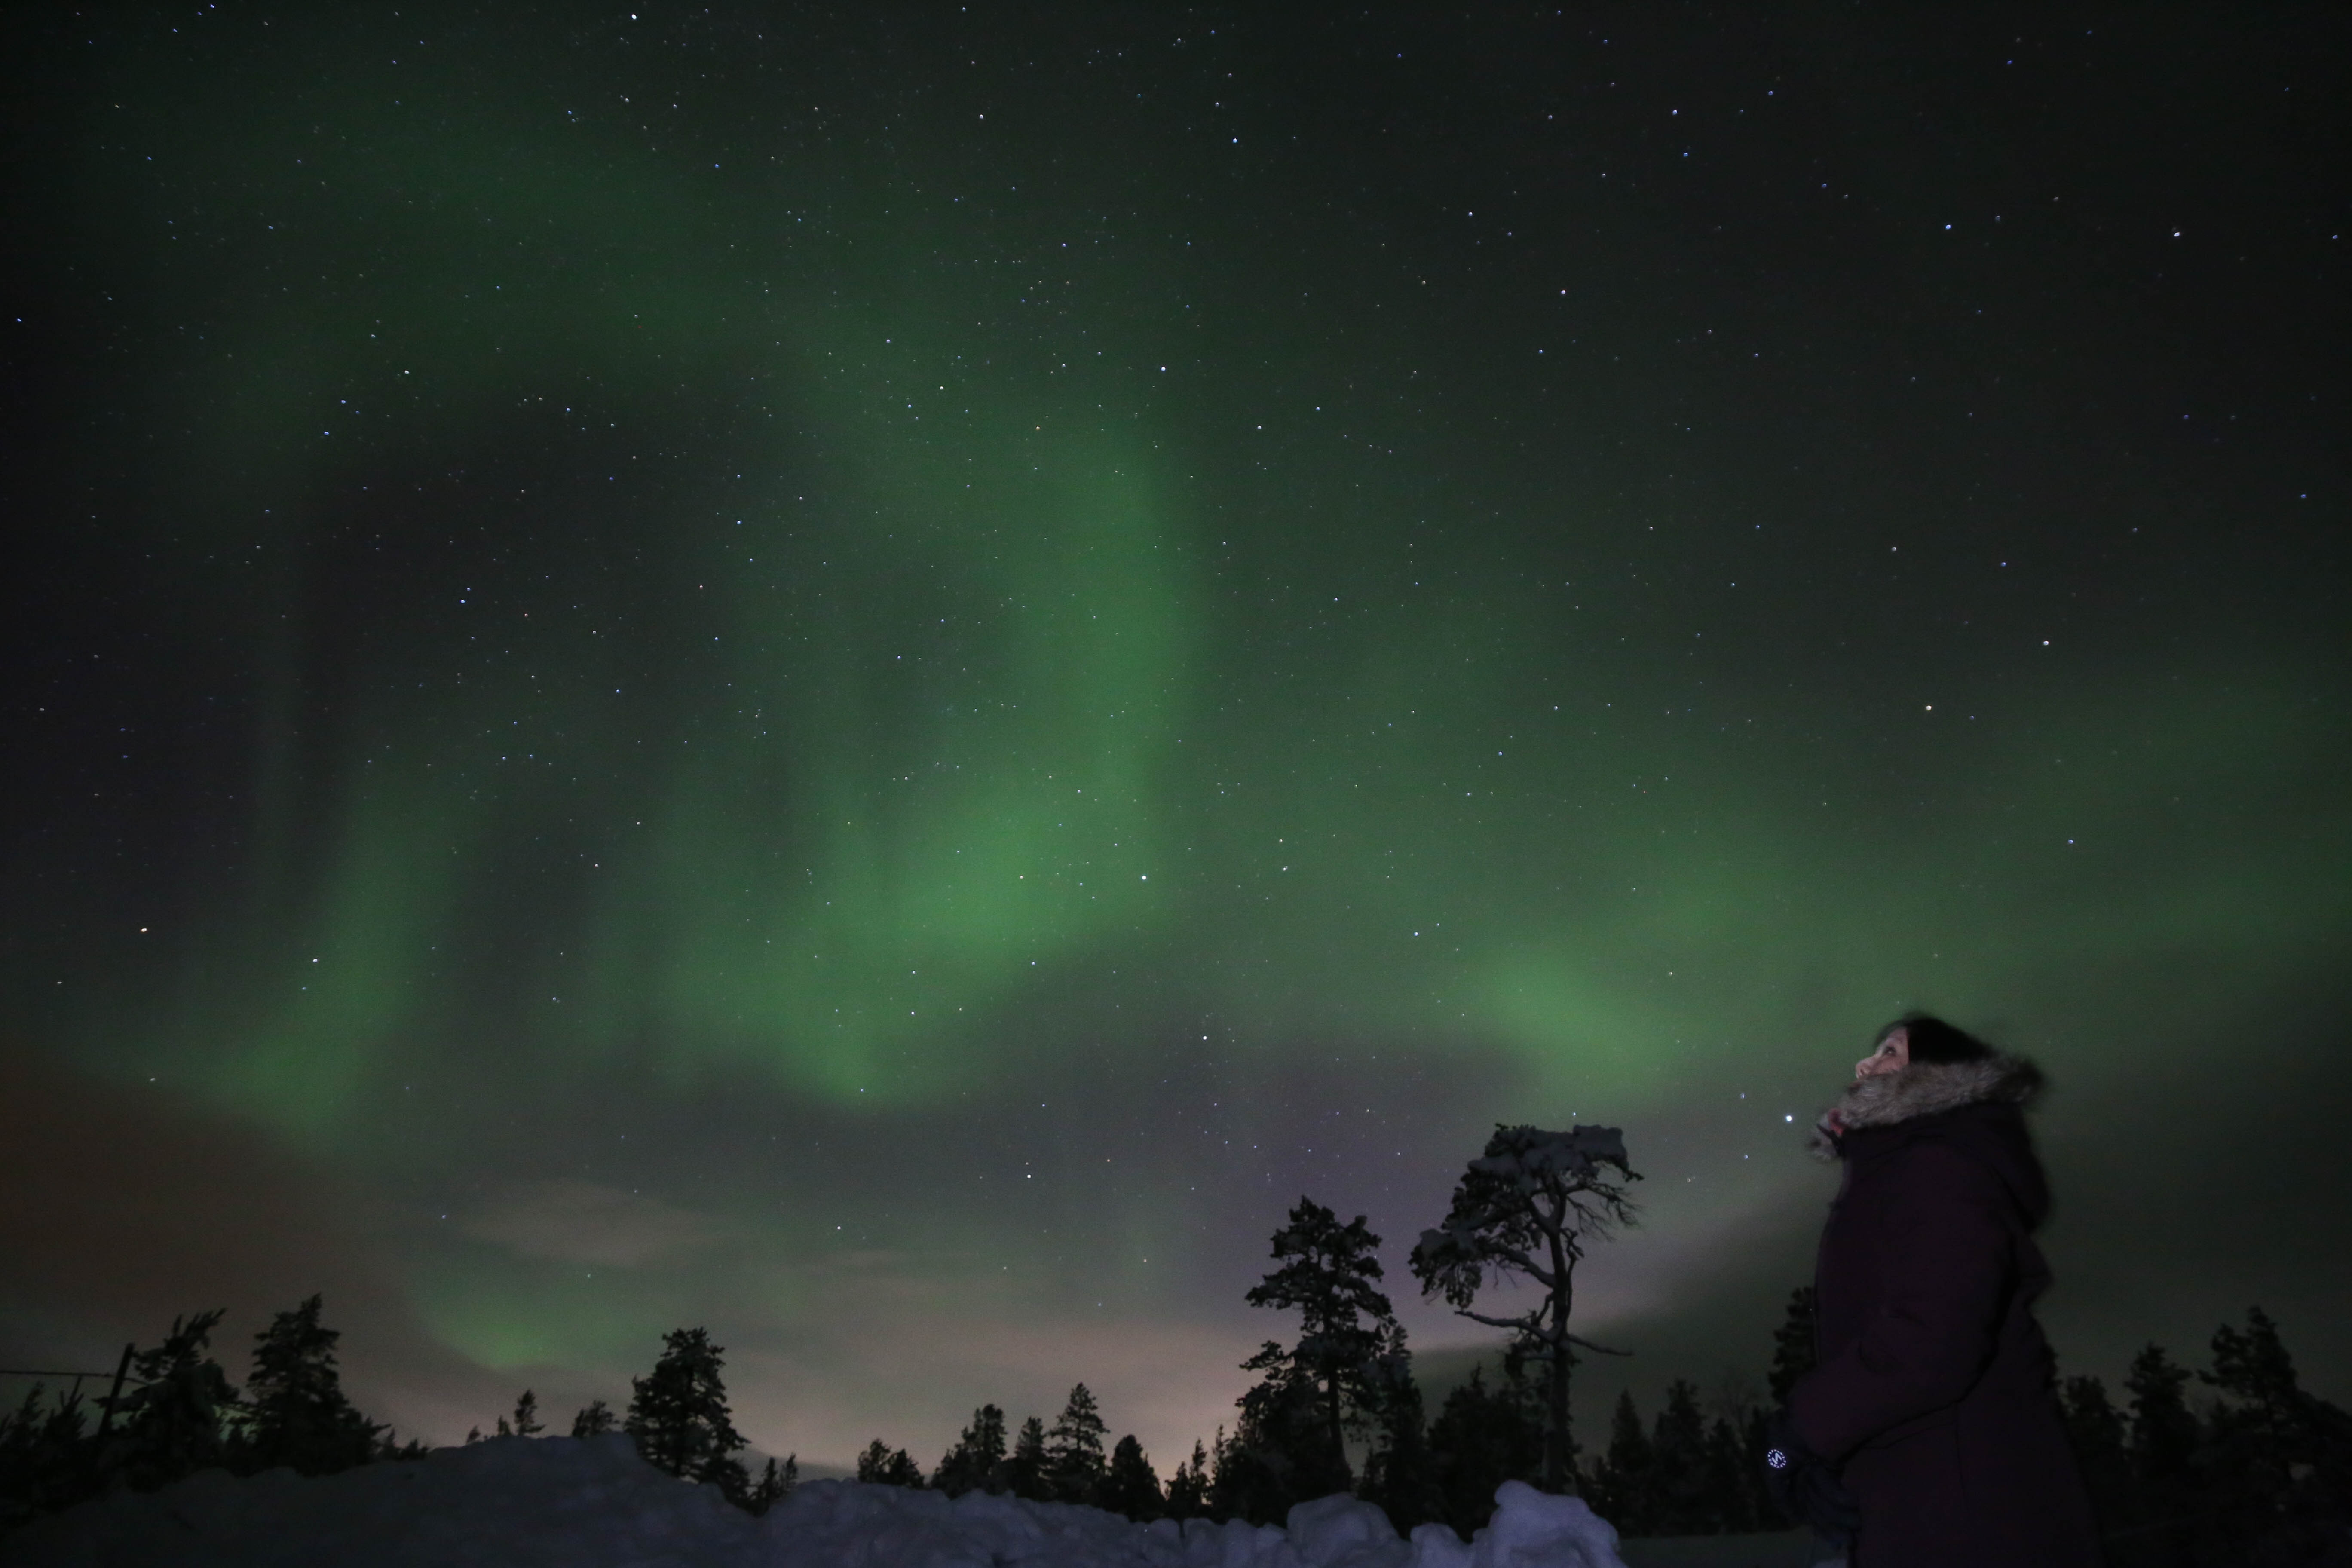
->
(6, 1134, 2347, 1561)
(0, 1302, 799, 1534)
(2053, 1308, 2352, 1567)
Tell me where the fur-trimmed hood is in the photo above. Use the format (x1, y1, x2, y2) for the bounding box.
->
(1808, 1053, 2046, 1161)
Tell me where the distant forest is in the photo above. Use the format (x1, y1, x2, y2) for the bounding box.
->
(5, 1125, 2347, 1563)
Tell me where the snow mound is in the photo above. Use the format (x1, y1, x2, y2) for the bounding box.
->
(0, 1435, 1629, 1568)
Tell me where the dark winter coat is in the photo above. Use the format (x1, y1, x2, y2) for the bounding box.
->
(1789, 1055, 2101, 1567)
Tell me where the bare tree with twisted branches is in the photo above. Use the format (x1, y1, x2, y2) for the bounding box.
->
(1410, 1124, 1641, 1491)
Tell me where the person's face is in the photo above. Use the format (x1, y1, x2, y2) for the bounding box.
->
(1855, 1026, 1911, 1081)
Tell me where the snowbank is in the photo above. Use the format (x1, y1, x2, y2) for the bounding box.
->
(0, 1436, 1632, 1568)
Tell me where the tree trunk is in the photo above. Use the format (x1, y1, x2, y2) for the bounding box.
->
(1327, 1374, 1347, 1482)
(1544, 1212, 1575, 1491)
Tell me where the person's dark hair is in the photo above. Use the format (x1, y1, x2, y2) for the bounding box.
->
(1877, 1012, 1997, 1065)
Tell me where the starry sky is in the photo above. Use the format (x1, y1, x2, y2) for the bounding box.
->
(3, 5, 2347, 1474)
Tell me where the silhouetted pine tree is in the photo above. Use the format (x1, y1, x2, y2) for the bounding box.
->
(1426, 1366, 1543, 1538)
(1242, 1198, 1402, 1498)
(856, 1439, 925, 1486)
(1102, 1433, 1164, 1520)
(570, 1398, 618, 1437)
(932, 1403, 1008, 1495)
(2198, 1307, 2352, 1554)
(747, 1453, 797, 1513)
(2058, 1372, 2133, 1531)
(508, 1389, 542, 1436)
(625, 1328, 749, 1501)
(1046, 1383, 1109, 1504)
(1697, 1415, 1755, 1533)
(1765, 1286, 1817, 1406)
(1646, 1380, 1710, 1533)
(2205, 1306, 2321, 1485)
(1358, 1352, 1441, 1533)
(1216, 1369, 1331, 1523)
(1164, 1439, 1212, 1519)
(100, 1309, 237, 1492)
(1738, 1406, 1786, 1528)
(2125, 1342, 2199, 1492)
(1588, 1389, 1655, 1532)
(1006, 1415, 1051, 1500)
(231, 1294, 380, 1476)
(0, 1384, 93, 1526)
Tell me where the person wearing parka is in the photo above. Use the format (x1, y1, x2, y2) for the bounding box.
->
(1786, 1014, 2101, 1565)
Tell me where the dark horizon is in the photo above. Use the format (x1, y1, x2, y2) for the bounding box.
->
(3, 3, 2346, 1475)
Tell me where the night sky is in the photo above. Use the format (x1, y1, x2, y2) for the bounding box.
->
(4, 5, 2346, 1475)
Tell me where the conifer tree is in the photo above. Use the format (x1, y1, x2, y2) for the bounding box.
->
(509, 1389, 543, 1437)
(0, 1383, 95, 1520)
(1426, 1366, 1543, 1536)
(1411, 1125, 1639, 1490)
(1242, 1198, 1401, 1496)
(2125, 1342, 2199, 1488)
(102, 1309, 238, 1491)
(2205, 1306, 2314, 1458)
(233, 1294, 380, 1476)
(856, 1439, 925, 1486)
(933, 1403, 1008, 1495)
(2059, 1372, 2132, 1525)
(1219, 1369, 1333, 1522)
(1046, 1383, 1109, 1504)
(1101, 1433, 1164, 1520)
(1765, 1286, 1818, 1406)
(1699, 1415, 1754, 1533)
(625, 1328, 749, 1501)
(1739, 1405, 1782, 1528)
(1645, 1380, 1709, 1534)
(748, 1453, 797, 1513)
(571, 1398, 618, 1437)
(1589, 1389, 1654, 1531)
(1163, 1439, 1212, 1519)
(1357, 1354, 1440, 1532)
(1006, 1415, 1051, 1500)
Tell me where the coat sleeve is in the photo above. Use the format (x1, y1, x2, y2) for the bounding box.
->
(1788, 1142, 2016, 1461)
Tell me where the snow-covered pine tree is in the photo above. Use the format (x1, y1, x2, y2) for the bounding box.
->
(232, 1294, 380, 1476)
(624, 1328, 750, 1501)
(1410, 1124, 1640, 1490)
(101, 1309, 237, 1491)
(1045, 1384, 1108, 1504)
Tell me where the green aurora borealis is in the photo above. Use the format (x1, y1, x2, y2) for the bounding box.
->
(4, 6, 2346, 1464)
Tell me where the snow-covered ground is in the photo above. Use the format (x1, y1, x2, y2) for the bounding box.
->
(0, 1433, 1661, 1568)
